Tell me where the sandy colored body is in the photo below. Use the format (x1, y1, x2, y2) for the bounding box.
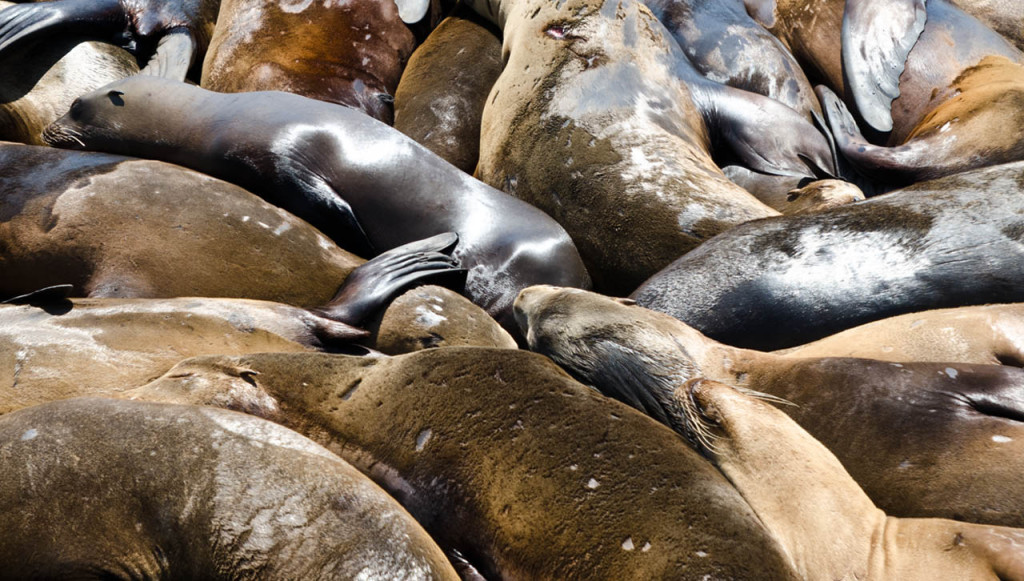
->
(516, 286, 1024, 527)
(0, 397, 458, 579)
(130, 348, 797, 579)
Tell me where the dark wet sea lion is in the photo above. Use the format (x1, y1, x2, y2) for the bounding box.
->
(643, 0, 821, 120)
(0, 0, 218, 80)
(132, 348, 798, 579)
(678, 379, 1024, 580)
(631, 162, 1024, 350)
(201, 0, 415, 124)
(394, 6, 502, 173)
(951, 0, 1024, 51)
(0, 142, 464, 321)
(463, 0, 835, 293)
(514, 286, 1024, 527)
(0, 397, 459, 579)
(43, 76, 590, 332)
(0, 1, 137, 145)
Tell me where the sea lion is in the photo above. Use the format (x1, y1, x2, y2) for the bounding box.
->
(393, 7, 502, 173)
(373, 285, 517, 354)
(0, 0, 218, 80)
(462, 0, 835, 293)
(0, 397, 459, 579)
(514, 285, 1024, 527)
(951, 0, 1024, 51)
(643, 0, 822, 120)
(631, 161, 1024, 350)
(756, 0, 1024, 183)
(777, 303, 1024, 364)
(0, 142, 464, 322)
(131, 348, 798, 579)
(0, 1, 137, 145)
(43, 76, 591, 333)
(201, 0, 416, 124)
(677, 379, 1024, 580)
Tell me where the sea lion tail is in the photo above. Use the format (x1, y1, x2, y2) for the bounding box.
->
(313, 232, 467, 326)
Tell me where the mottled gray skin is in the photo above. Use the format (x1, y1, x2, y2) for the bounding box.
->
(394, 6, 502, 173)
(643, 0, 821, 120)
(0, 397, 458, 580)
(515, 286, 1024, 527)
(632, 161, 1024, 350)
(463, 0, 835, 293)
(0, 1, 137, 145)
(43, 76, 590, 334)
(132, 348, 798, 579)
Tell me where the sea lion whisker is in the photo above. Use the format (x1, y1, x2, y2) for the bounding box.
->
(671, 381, 721, 457)
(733, 386, 797, 407)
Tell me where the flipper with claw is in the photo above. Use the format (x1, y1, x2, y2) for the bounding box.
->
(314, 232, 467, 326)
(842, 0, 927, 133)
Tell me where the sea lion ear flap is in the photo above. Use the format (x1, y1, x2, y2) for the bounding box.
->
(393, 0, 430, 24)
(841, 0, 927, 133)
(107, 90, 125, 106)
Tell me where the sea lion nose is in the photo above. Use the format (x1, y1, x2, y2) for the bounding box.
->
(513, 285, 552, 335)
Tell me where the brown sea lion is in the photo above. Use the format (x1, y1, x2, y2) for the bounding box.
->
(630, 162, 1024, 350)
(677, 379, 1024, 580)
(201, 0, 415, 124)
(0, 397, 459, 579)
(462, 0, 836, 293)
(756, 0, 1024, 182)
(0, 0, 218, 80)
(0, 1, 137, 145)
(130, 348, 799, 579)
(0, 142, 463, 321)
(43, 76, 591, 333)
(393, 6, 502, 173)
(373, 285, 517, 354)
(514, 285, 1024, 527)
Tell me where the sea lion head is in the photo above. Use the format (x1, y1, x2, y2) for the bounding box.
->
(513, 285, 702, 430)
(42, 76, 187, 151)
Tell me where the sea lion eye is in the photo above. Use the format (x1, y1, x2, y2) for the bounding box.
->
(107, 91, 125, 107)
(69, 98, 83, 120)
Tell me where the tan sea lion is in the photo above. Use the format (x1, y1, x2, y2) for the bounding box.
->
(677, 378, 1024, 580)
(0, 142, 462, 321)
(0, 1, 137, 145)
(0, 397, 459, 579)
(514, 286, 1024, 526)
(373, 285, 517, 354)
(130, 348, 798, 579)
(201, 0, 416, 124)
(0, 0, 218, 80)
(463, 0, 837, 293)
(393, 6, 502, 172)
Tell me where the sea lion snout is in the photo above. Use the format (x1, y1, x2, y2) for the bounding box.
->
(512, 284, 560, 337)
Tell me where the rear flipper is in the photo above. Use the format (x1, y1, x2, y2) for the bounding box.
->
(314, 232, 467, 326)
(695, 82, 838, 180)
(139, 28, 195, 81)
(818, 84, 973, 186)
(0, 0, 122, 55)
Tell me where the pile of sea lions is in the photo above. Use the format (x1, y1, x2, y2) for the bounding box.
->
(1, 0, 1023, 577)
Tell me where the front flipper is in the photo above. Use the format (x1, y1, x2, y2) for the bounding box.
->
(1, 284, 73, 305)
(0, 0, 122, 56)
(393, 0, 430, 24)
(315, 232, 467, 326)
(842, 0, 927, 133)
(139, 28, 195, 81)
(696, 83, 837, 179)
